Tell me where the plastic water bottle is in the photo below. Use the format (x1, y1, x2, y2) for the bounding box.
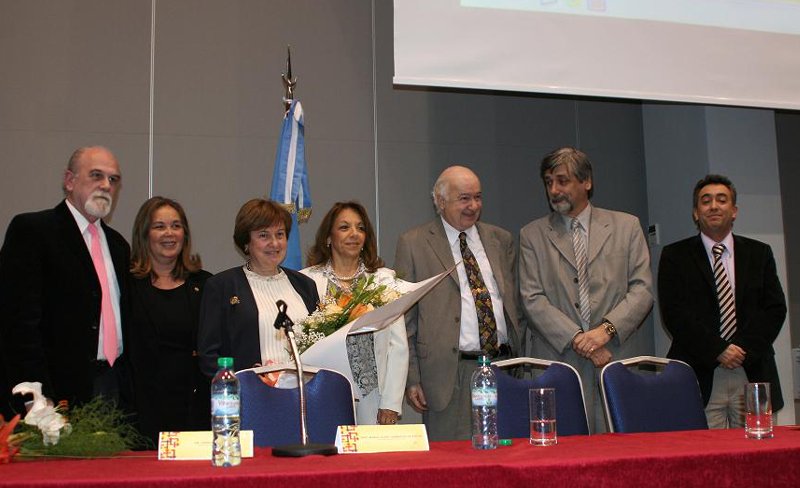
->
(211, 356, 241, 467)
(471, 355, 498, 450)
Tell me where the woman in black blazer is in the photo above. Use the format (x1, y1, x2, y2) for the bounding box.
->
(128, 197, 212, 444)
(197, 199, 318, 378)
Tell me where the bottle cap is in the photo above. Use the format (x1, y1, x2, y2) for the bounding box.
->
(217, 357, 234, 368)
(499, 439, 513, 446)
(478, 354, 490, 366)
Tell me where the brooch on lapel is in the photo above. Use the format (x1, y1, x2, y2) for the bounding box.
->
(230, 296, 240, 305)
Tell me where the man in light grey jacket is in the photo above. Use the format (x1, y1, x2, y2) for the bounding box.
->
(519, 147, 653, 432)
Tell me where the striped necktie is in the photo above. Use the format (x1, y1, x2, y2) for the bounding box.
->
(713, 243, 737, 341)
(571, 218, 591, 328)
(459, 232, 498, 355)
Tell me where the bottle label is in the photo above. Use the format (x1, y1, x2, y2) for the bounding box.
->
(471, 387, 497, 407)
(212, 395, 240, 416)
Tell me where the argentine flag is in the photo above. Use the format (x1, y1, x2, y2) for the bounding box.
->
(270, 100, 311, 270)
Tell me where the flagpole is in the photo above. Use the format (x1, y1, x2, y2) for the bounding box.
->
(271, 46, 311, 271)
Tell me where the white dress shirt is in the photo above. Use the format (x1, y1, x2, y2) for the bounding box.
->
(244, 267, 308, 365)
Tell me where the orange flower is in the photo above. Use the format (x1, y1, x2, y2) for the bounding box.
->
(337, 294, 352, 308)
(349, 303, 373, 321)
(0, 414, 21, 464)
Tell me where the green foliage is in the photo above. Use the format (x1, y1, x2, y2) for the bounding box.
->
(19, 397, 146, 458)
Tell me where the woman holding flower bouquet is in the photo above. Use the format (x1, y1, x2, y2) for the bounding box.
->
(198, 199, 319, 377)
(302, 201, 409, 425)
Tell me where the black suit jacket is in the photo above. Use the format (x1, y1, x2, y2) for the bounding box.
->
(658, 234, 786, 410)
(197, 266, 318, 376)
(0, 201, 131, 406)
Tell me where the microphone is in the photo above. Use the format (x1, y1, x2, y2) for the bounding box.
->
(270, 300, 337, 457)
(273, 300, 294, 331)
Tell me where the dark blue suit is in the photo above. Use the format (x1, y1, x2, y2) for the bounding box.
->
(197, 266, 318, 376)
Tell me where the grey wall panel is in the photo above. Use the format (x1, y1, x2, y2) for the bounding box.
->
(0, 0, 152, 242)
(150, 134, 274, 270)
(2, 0, 653, 308)
(152, 0, 375, 272)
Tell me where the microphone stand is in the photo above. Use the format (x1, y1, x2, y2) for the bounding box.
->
(271, 300, 338, 457)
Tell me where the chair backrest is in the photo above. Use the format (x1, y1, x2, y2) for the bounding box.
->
(236, 367, 355, 447)
(492, 357, 590, 438)
(600, 356, 708, 433)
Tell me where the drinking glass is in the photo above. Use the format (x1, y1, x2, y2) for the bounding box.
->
(529, 388, 557, 446)
(744, 382, 773, 439)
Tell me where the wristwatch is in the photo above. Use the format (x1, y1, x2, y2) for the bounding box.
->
(601, 320, 617, 338)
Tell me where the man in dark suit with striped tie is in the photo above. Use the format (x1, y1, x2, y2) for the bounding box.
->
(658, 174, 786, 428)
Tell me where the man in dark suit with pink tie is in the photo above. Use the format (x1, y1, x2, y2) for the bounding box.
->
(0, 146, 131, 412)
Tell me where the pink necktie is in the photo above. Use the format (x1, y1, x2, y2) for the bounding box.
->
(88, 224, 118, 366)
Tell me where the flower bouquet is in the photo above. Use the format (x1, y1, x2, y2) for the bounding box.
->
(2, 382, 145, 461)
(294, 275, 401, 355)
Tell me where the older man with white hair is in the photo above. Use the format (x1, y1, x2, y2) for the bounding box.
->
(395, 165, 523, 441)
(0, 146, 131, 410)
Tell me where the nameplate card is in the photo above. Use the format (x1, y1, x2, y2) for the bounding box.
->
(157, 431, 254, 460)
(334, 424, 429, 454)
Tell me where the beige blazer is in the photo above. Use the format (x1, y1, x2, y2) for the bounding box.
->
(300, 266, 409, 415)
(519, 206, 653, 429)
(394, 219, 522, 412)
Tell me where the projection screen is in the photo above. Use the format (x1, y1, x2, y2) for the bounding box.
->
(393, 0, 800, 110)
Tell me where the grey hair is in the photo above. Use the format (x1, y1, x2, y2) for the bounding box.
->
(431, 173, 450, 215)
(540, 147, 594, 199)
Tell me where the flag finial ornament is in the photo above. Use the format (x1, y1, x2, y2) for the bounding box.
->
(282, 45, 297, 112)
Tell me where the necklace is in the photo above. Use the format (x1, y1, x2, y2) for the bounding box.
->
(245, 259, 281, 279)
(323, 259, 366, 290)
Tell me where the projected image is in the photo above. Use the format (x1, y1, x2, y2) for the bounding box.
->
(462, 0, 800, 35)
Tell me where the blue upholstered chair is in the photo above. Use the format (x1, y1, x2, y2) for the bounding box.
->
(492, 357, 589, 438)
(236, 365, 355, 447)
(600, 356, 708, 433)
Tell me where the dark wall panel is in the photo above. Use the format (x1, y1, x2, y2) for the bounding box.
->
(776, 110, 800, 351)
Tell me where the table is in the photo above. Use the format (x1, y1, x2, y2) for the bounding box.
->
(3, 427, 800, 487)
